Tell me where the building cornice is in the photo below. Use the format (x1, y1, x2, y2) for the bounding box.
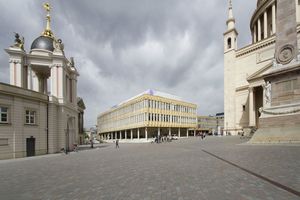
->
(0, 82, 48, 102)
(223, 28, 238, 36)
(236, 35, 275, 57)
(226, 18, 235, 25)
(235, 85, 249, 92)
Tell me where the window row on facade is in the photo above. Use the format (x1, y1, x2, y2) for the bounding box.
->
(99, 112, 197, 132)
(0, 106, 37, 125)
(146, 99, 196, 114)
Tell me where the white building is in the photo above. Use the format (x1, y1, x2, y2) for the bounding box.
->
(0, 3, 85, 159)
(97, 89, 198, 142)
(223, 0, 300, 135)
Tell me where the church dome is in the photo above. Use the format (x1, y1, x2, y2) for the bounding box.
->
(257, 0, 263, 7)
(30, 36, 54, 52)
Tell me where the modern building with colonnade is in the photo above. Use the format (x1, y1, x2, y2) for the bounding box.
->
(97, 90, 197, 142)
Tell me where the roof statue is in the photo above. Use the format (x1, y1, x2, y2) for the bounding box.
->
(11, 32, 24, 50)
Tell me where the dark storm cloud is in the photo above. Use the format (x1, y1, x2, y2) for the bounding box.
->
(0, 0, 256, 127)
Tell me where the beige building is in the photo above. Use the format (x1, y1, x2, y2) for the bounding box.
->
(0, 3, 85, 159)
(197, 113, 224, 135)
(97, 90, 197, 142)
(223, 0, 300, 135)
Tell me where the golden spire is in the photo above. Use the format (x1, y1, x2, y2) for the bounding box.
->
(42, 3, 54, 37)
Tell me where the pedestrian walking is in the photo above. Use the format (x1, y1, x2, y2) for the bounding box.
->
(116, 139, 119, 148)
(73, 144, 78, 152)
(90, 139, 94, 148)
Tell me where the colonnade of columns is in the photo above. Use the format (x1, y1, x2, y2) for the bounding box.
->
(100, 127, 197, 141)
(253, 3, 276, 43)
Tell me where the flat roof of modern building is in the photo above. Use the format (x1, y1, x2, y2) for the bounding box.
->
(99, 89, 197, 117)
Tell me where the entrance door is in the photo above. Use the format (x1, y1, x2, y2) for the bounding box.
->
(26, 137, 35, 157)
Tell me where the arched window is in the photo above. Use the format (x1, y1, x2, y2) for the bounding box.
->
(227, 37, 232, 49)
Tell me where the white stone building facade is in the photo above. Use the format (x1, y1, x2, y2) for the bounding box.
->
(0, 4, 85, 159)
(224, 0, 300, 135)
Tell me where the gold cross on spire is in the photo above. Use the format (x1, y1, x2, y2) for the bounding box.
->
(42, 3, 54, 37)
(43, 2, 51, 12)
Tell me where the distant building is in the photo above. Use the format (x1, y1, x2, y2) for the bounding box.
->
(0, 4, 85, 159)
(197, 113, 224, 135)
(97, 89, 198, 142)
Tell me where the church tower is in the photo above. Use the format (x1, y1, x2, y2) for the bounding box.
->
(223, 0, 238, 135)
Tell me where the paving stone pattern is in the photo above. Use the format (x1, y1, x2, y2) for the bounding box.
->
(0, 136, 299, 200)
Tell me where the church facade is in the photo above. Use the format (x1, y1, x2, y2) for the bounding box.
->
(0, 3, 85, 159)
(224, 0, 300, 135)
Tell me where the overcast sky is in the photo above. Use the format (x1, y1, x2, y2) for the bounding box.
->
(0, 0, 256, 128)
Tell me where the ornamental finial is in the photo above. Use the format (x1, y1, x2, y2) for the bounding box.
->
(229, 0, 232, 9)
(42, 3, 54, 37)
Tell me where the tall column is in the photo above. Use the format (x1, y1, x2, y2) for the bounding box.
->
(130, 129, 133, 140)
(194, 129, 196, 137)
(168, 128, 171, 136)
(125, 130, 127, 140)
(38, 76, 44, 93)
(10, 59, 23, 88)
(44, 78, 48, 94)
(50, 66, 57, 96)
(115, 132, 117, 139)
(178, 128, 181, 138)
(119, 131, 122, 140)
(249, 87, 256, 127)
(145, 128, 148, 140)
(158, 128, 160, 138)
(110, 133, 113, 140)
(264, 11, 268, 38)
(254, 25, 257, 43)
(258, 18, 261, 41)
(272, 3, 276, 34)
(137, 129, 140, 140)
(186, 129, 189, 138)
(72, 78, 77, 104)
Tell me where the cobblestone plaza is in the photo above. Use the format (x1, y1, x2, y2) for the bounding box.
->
(0, 136, 299, 200)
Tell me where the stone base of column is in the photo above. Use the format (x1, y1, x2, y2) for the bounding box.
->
(249, 113, 300, 143)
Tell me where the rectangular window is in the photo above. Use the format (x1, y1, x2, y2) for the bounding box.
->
(0, 138, 8, 146)
(0, 107, 8, 123)
(25, 110, 36, 125)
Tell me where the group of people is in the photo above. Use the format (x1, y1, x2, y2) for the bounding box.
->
(154, 135, 173, 143)
(60, 143, 79, 155)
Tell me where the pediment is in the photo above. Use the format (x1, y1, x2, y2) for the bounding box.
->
(247, 62, 273, 82)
